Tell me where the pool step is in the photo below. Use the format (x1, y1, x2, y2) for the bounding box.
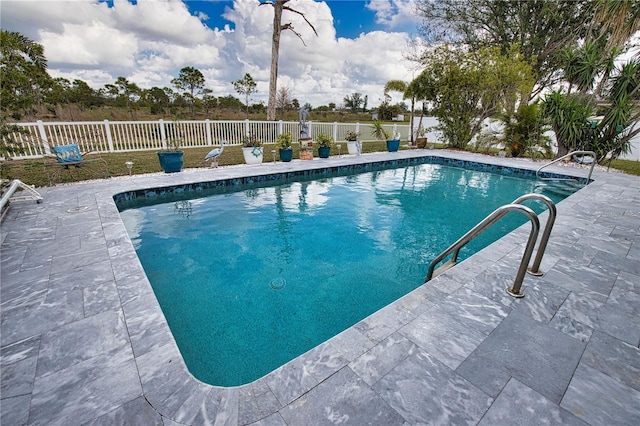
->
(534, 181, 582, 197)
(430, 259, 457, 279)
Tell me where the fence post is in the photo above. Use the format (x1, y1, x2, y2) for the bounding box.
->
(103, 120, 115, 152)
(244, 119, 250, 136)
(278, 120, 283, 135)
(36, 120, 50, 155)
(333, 122, 338, 141)
(308, 120, 313, 138)
(205, 119, 212, 146)
(159, 119, 167, 149)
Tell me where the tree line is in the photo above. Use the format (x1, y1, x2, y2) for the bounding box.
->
(0, 29, 386, 125)
(399, 0, 639, 162)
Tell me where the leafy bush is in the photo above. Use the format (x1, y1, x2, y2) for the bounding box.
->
(275, 132, 292, 150)
(315, 133, 334, 148)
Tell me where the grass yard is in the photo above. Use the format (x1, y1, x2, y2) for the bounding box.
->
(1, 142, 391, 187)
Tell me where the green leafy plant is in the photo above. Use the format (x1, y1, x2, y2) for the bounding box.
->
(275, 132, 292, 150)
(370, 120, 390, 141)
(242, 133, 262, 147)
(0, 118, 27, 160)
(345, 130, 359, 141)
(315, 132, 334, 148)
(500, 102, 551, 158)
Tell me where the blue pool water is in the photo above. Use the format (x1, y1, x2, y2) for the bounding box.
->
(119, 162, 568, 386)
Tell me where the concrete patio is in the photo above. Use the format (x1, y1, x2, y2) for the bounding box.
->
(1, 150, 639, 425)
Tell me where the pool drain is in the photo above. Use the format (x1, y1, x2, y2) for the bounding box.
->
(269, 277, 286, 290)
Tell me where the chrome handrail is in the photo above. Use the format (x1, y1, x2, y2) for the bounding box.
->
(425, 203, 540, 298)
(536, 150, 596, 184)
(512, 194, 556, 276)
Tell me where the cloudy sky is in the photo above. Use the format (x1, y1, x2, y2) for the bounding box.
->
(1, 0, 425, 108)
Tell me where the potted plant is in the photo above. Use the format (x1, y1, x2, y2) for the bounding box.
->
(316, 133, 334, 158)
(157, 135, 184, 173)
(275, 132, 293, 162)
(415, 123, 427, 148)
(371, 120, 400, 152)
(387, 131, 401, 152)
(345, 130, 361, 155)
(241, 133, 263, 164)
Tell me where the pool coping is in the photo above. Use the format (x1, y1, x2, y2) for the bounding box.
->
(1, 149, 639, 425)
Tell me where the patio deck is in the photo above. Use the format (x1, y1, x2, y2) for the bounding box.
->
(1, 150, 639, 425)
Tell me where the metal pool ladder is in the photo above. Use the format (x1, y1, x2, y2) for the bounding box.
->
(425, 193, 556, 298)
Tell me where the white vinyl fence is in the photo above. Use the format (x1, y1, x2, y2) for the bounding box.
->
(6, 118, 637, 161)
(4, 119, 411, 160)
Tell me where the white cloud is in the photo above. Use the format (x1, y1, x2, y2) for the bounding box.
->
(0, 0, 420, 108)
(366, 0, 419, 31)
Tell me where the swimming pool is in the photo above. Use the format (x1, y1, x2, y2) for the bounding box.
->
(117, 159, 573, 386)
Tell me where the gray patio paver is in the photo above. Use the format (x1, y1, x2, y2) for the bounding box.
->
(1, 150, 639, 425)
(478, 378, 588, 426)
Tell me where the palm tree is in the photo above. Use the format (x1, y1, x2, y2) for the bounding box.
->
(586, 0, 640, 60)
(261, 0, 317, 121)
(384, 80, 416, 145)
(0, 30, 49, 119)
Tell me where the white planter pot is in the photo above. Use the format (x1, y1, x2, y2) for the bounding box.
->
(347, 140, 360, 155)
(242, 147, 263, 164)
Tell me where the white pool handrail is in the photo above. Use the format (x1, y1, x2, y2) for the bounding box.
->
(0, 179, 43, 220)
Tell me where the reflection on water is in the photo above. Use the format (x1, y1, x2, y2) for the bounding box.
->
(119, 163, 569, 386)
(174, 200, 193, 218)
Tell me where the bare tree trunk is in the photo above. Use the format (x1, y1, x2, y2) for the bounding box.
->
(267, 1, 284, 121)
(409, 98, 415, 145)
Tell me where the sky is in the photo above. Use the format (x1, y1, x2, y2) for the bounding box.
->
(1, 0, 425, 109)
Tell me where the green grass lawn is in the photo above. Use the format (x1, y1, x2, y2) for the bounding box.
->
(2, 143, 638, 188)
(609, 159, 640, 176)
(1, 142, 392, 187)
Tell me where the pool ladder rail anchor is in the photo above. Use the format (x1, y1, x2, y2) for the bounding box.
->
(425, 193, 556, 298)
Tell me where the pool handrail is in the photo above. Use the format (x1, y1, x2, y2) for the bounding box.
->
(536, 150, 596, 184)
(513, 193, 556, 276)
(425, 194, 560, 298)
(0, 179, 43, 221)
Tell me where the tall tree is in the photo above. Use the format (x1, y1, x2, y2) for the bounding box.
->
(70, 79, 100, 110)
(113, 76, 141, 120)
(46, 77, 74, 120)
(146, 86, 171, 114)
(171, 66, 206, 118)
(586, 0, 640, 60)
(202, 88, 217, 115)
(232, 73, 258, 117)
(414, 0, 595, 98)
(412, 44, 534, 149)
(384, 80, 418, 144)
(0, 30, 50, 120)
(275, 86, 293, 119)
(343, 92, 364, 113)
(260, 0, 317, 120)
